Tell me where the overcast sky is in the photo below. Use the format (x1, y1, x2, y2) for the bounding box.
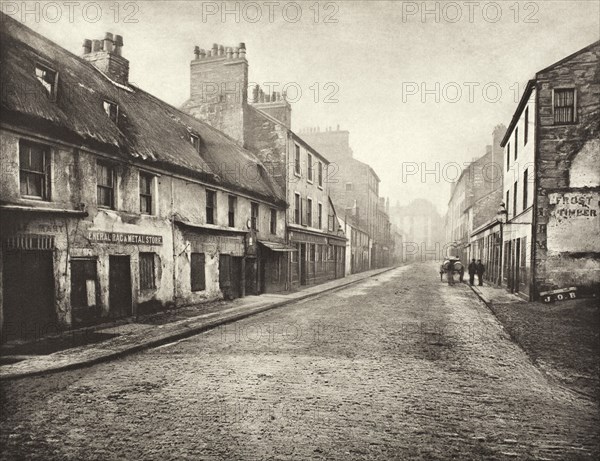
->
(8, 0, 600, 214)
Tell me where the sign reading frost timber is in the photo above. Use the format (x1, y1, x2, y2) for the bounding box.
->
(547, 192, 600, 253)
(88, 231, 163, 245)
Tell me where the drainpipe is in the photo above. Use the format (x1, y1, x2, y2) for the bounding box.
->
(171, 177, 177, 305)
(531, 81, 540, 301)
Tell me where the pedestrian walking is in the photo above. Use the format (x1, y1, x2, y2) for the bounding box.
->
(468, 259, 477, 286)
(476, 260, 485, 286)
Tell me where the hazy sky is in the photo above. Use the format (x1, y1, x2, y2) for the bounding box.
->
(7, 0, 600, 214)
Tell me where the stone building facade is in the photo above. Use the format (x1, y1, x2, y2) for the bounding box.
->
(0, 16, 287, 341)
(500, 41, 600, 299)
(299, 127, 393, 269)
(181, 43, 347, 289)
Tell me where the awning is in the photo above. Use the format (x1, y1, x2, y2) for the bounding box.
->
(259, 240, 297, 252)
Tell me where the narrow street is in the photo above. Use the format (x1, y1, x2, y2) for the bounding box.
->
(1, 262, 598, 460)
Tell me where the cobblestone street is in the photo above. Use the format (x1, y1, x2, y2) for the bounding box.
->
(1, 262, 598, 460)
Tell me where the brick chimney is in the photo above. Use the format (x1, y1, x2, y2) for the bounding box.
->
(82, 33, 129, 85)
(183, 42, 249, 145)
(250, 84, 292, 128)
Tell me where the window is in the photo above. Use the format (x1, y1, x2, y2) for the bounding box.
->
(309, 244, 316, 262)
(35, 65, 57, 98)
(346, 182, 353, 191)
(228, 195, 236, 227)
(139, 253, 155, 290)
(328, 215, 334, 232)
(19, 140, 50, 199)
(554, 89, 575, 124)
(523, 169, 528, 210)
(513, 181, 518, 217)
(294, 193, 301, 224)
(307, 153, 313, 182)
(270, 208, 277, 234)
(97, 162, 115, 208)
(318, 203, 323, 229)
(191, 253, 206, 292)
(139, 172, 153, 214)
(514, 127, 518, 160)
(506, 190, 510, 217)
(103, 100, 118, 123)
(524, 107, 529, 145)
(307, 198, 313, 227)
(206, 189, 216, 224)
(191, 134, 200, 152)
(251, 202, 259, 230)
(318, 161, 323, 187)
(294, 144, 301, 175)
(506, 144, 510, 171)
(291, 244, 298, 263)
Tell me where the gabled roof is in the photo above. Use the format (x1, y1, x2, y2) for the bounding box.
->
(500, 40, 600, 147)
(0, 13, 285, 205)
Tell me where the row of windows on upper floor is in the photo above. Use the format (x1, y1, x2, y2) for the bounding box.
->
(505, 168, 531, 220)
(506, 88, 577, 172)
(292, 192, 335, 232)
(293, 144, 325, 188)
(17, 139, 279, 234)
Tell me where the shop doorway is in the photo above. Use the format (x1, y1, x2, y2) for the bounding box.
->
(109, 255, 132, 318)
(300, 243, 307, 285)
(70, 259, 99, 326)
(219, 255, 243, 299)
(2, 250, 54, 341)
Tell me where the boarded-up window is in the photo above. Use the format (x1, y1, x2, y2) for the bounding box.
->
(206, 189, 216, 224)
(251, 202, 259, 230)
(139, 253, 155, 289)
(191, 253, 206, 292)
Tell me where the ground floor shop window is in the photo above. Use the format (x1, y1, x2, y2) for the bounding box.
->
(191, 253, 206, 292)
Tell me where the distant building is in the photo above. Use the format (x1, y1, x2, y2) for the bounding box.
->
(444, 125, 506, 266)
(498, 41, 599, 299)
(389, 199, 444, 262)
(300, 127, 394, 269)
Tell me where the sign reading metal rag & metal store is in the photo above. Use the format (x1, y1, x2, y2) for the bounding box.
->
(88, 231, 163, 245)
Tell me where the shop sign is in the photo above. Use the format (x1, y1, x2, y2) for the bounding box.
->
(88, 231, 163, 245)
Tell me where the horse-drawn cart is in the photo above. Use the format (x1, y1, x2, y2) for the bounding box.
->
(440, 257, 464, 283)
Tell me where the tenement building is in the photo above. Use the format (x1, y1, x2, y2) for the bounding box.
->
(499, 41, 599, 299)
(0, 15, 287, 341)
(181, 44, 347, 288)
(299, 127, 394, 269)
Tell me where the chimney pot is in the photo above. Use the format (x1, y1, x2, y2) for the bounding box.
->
(194, 46, 200, 59)
(104, 32, 114, 41)
(233, 47, 239, 59)
(92, 39, 102, 52)
(226, 47, 232, 58)
(218, 44, 224, 56)
(114, 34, 123, 46)
(82, 39, 92, 54)
(239, 42, 246, 50)
(199, 48, 206, 58)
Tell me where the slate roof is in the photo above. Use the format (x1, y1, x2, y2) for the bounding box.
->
(0, 13, 285, 205)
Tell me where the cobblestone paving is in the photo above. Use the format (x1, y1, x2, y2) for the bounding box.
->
(1, 263, 598, 460)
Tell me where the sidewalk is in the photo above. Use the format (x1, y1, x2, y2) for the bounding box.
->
(468, 280, 599, 400)
(0, 266, 396, 381)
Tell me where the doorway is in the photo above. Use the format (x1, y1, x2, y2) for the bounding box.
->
(300, 243, 307, 285)
(71, 259, 99, 326)
(2, 250, 54, 341)
(109, 255, 132, 318)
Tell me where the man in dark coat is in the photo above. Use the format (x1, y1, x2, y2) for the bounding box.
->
(468, 259, 477, 286)
(476, 260, 485, 286)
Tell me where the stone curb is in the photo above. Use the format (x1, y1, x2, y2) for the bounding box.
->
(0, 267, 397, 381)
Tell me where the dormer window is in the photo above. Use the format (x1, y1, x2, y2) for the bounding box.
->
(103, 100, 118, 123)
(191, 134, 200, 152)
(35, 65, 57, 99)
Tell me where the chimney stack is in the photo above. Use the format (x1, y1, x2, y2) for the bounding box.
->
(82, 32, 129, 85)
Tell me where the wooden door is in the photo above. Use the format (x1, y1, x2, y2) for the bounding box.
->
(109, 255, 132, 318)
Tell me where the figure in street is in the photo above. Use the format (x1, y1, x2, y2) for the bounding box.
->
(468, 259, 477, 286)
(476, 259, 485, 286)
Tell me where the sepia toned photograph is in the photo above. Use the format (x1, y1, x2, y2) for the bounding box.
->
(0, 1, 598, 459)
